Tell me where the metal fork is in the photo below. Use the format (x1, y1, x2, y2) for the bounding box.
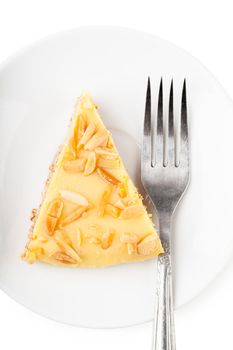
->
(141, 78, 190, 350)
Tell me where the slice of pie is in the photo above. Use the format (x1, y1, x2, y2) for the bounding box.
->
(23, 93, 163, 267)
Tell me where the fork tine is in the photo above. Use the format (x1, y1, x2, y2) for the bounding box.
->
(143, 77, 152, 164)
(156, 78, 164, 165)
(168, 80, 175, 165)
(179, 79, 189, 166)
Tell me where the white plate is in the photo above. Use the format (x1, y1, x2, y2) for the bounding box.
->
(0, 26, 233, 329)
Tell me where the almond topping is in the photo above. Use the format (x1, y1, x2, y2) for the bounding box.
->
(77, 149, 91, 158)
(60, 206, 87, 227)
(120, 233, 139, 244)
(81, 211, 88, 218)
(99, 132, 109, 147)
(127, 243, 137, 255)
(46, 216, 57, 235)
(37, 236, 48, 243)
(52, 251, 77, 264)
(105, 204, 119, 218)
(68, 136, 77, 158)
(74, 115, 86, 144)
(123, 198, 137, 206)
(118, 178, 128, 198)
(120, 205, 144, 219)
(97, 157, 120, 169)
(101, 230, 114, 249)
(97, 168, 120, 185)
(46, 199, 64, 235)
(98, 185, 112, 216)
(114, 200, 125, 210)
(63, 152, 76, 161)
(54, 231, 81, 262)
(95, 147, 118, 159)
(47, 198, 64, 218)
(60, 190, 89, 206)
(84, 151, 96, 175)
(107, 137, 113, 148)
(78, 123, 96, 146)
(63, 158, 86, 172)
(34, 247, 44, 257)
(84, 130, 109, 150)
(66, 228, 82, 254)
(75, 228, 82, 247)
(137, 233, 160, 256)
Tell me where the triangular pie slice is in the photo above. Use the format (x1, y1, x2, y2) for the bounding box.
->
(23, 93, 163, 267)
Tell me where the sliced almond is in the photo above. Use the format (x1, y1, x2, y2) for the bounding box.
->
(85, 225, 102, 244)
(63, 158, 86, 172)
(70, 228, 82, 249)
(114, 200, 125, 210)
(34, 247, 44, 257)
(78, 123, 96, 146)
(118, 178, 128, 198)
(98, 185, 112, 216)
(77, 149, 91, 158)
(37, 236, 48, 243)
(137, 233, 160, 256)
(124, 198, 137, 206)
(60, 190, 89, 206)
(99, 132, 109, 147)
(120, 233, 139, 244)
(101, 230, 113, 249)
(63, 152, 76, 161)
(81, 211, 88, 218)
(74, 115, 86, 144)
(120, 205, 145, 219)
(52, 251, 77, 264)
(84, 151, 96, 176)
(97, 167, 120, 185)
(95, 147, 118, 159)
(107, 137, 114, 148)
(47, 198, 64, 218)
(84, 130, 109, 150)
(127, 242, 137, 255)
(68, 136, 77, 158)
(97, 157, 120, 169)
(60, 206, 87, 227)
(46, 199, 64, 234)
(105, 204, 119, 218)
(54, 231, 81, 262)
(46, 215, 58, 235)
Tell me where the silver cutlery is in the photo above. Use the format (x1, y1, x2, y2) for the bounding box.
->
(141, 78, 190, 350)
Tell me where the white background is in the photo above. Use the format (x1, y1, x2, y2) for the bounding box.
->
(0, 0, 233, 349)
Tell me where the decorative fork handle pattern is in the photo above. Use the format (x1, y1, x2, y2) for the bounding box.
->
(152, 214, 176, 350)
(153, 252, 176, 350)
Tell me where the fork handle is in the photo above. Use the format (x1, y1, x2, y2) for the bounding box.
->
(153, 251, 176, 350)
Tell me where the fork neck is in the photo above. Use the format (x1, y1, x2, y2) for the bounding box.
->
(157, 210, 173, 255)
